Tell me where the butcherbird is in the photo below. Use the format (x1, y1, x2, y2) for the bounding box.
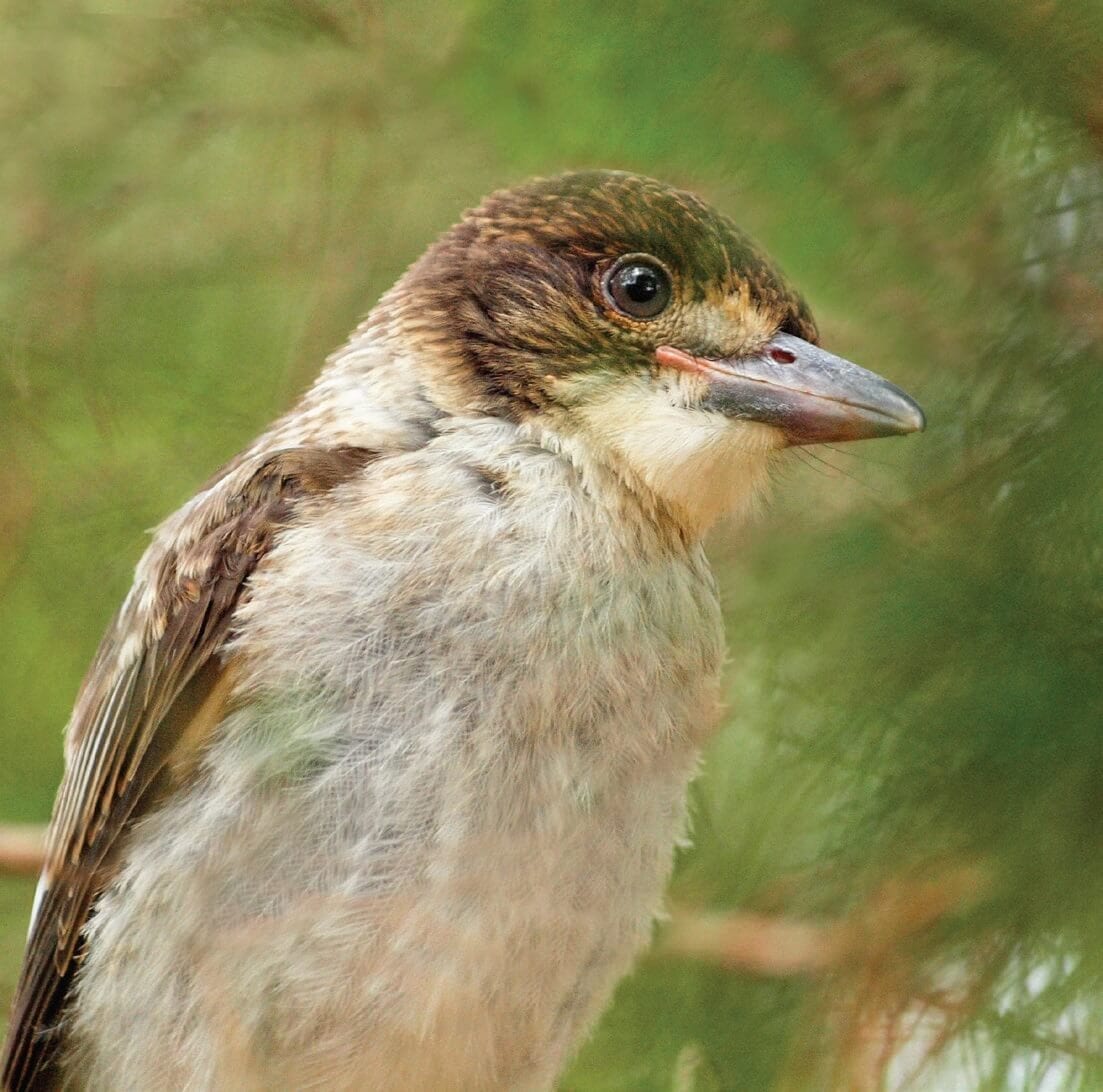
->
(2, 171, 924, 1091)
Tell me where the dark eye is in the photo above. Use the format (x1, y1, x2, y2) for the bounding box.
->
(603, 256, 672, 319)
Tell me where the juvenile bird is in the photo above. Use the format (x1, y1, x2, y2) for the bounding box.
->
(2, 171, 924, 1091)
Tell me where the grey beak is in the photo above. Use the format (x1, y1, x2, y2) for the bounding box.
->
(657, 333, 926, 445)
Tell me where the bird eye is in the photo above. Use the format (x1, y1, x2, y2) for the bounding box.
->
(602, 256, 672, 320)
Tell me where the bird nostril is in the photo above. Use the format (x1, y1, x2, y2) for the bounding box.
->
(769, 348, 797, 364)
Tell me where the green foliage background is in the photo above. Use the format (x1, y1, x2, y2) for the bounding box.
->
(2, 1, 1101, 1088)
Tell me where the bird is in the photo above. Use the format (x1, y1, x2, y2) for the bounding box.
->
(1, 170, 924, 1092)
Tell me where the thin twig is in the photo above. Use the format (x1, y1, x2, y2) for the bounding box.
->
(0, 824, 46, 876)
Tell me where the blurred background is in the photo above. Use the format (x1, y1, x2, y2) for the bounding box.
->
(2, 1, 1102, 1088)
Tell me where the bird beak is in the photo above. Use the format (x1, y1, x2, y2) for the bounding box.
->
(655, 332, 925, 444)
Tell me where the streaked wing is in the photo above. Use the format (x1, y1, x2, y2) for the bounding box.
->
(1, 445, 374, 1091)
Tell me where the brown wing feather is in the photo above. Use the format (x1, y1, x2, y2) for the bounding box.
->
(1, 445, 375, 1092)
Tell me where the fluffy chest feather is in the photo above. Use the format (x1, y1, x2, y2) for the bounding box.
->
(71, 418, 725, 1090)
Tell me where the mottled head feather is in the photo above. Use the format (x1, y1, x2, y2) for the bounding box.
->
(384, 170, 817, 418)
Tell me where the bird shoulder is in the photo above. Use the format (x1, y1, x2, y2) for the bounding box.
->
(1, 443, 376, 1092)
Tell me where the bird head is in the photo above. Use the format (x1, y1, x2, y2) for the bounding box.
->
(389, 170, 925, 535)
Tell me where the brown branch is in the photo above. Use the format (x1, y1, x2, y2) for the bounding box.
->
(665, 862, 995, 1091)
(664, 862, 991, 978)
(0, 824, 46, 876)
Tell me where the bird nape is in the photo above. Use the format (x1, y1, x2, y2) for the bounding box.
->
(1, 170, 923, 1092)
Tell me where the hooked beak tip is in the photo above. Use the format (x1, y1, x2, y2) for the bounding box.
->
(860, 388, 926, 439)
(899, 401, 927, 435)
